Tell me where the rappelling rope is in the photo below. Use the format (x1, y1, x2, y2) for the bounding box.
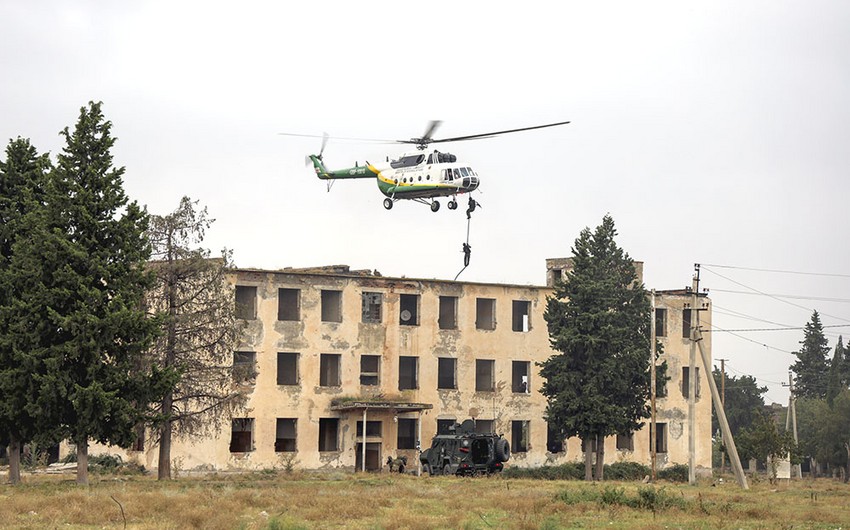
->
(454, 198, 478, 280)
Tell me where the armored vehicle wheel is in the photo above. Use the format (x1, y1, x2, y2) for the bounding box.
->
(495, 438, 511, 462)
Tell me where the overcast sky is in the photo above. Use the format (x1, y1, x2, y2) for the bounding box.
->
(3, 1, 850, 404)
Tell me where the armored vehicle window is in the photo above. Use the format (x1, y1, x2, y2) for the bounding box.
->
(398, 356, 418, 390)
(321, 290, 343, 323)
(319, 418, 339, 451)
(230, 418, 254, 453)
(275, 419, 297, 452)
(655, 308, 667, 337)
(475, 359, 495, 392)
(511, 420, 529, 453)
(361, 292, 382, 323)
(320, 354, 341, 387)
(360, 355, 380, 386)
(235, 286, 257, 320)
(397, 418, 417, 449)
(547, 423, 564, 453)
(437, 419, 456, 435)
(475, 298, 496, 330)
(277, 352, 299, 385)
(438, 296, 458, 330)
(437, 358, 457, 390)
(278, 288, 300, 321)
(512, 300, 531, 332)
(512, 361, 530, 393)
(399, 294, 419, 326)
(616, 432, 634, 452)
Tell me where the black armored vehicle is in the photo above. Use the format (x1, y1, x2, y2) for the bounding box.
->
(420, 419, 510, 476)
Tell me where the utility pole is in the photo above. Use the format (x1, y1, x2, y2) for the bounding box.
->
(650, 289, 657, 482)
(688, 269, 699, 485)
(691, 264, 748, 489)
(783, 372, 802, 479)
(718, 358, 729, 474)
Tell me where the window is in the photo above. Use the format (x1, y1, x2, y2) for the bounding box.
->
(233, 351, 256, 382)
(397, 418, 417, 449)
(511, 300, 531, 332)
(360, 355, 380, 386)
(475, 298, 496, 330)
(230, 418, 254, 453)
(398, 356, 418, 390)
(438, 296, 458, 330)
(321, 290, 342, 322)
(512, 361, 530, 393)
(319, 418, 339, 451)
(655, 308, 667, 337)
(681, 366, 701, 398)
(551, 268, 564, 285)
(437, 419, 456, 435)
(275, 419, 297, 452)
(320, 354, 341, 387)
(361, 292, 382, 323)
(511, 420, 529, 453)
(356, 421, 382, 437)
(581, 437, 598, 453)
(682, 307, 691, 338)
(651, 422, 668, 453)
(547, 423, 564, 453)
(475, 359, 495, 392)
(277, 352, 299, 385)
(399, 294, 419, 326)
(616, 433, 634, 452)
(437, 358, 457, 390)
(656, 364, 668, 398)
(475, 419, 494, 434)
(235, 286, 257, 320)
(278, 288, 300, 321)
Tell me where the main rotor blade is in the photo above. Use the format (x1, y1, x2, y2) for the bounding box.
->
(421, 120, 442, 143)
(427, 120, 571, 144)
(278, 132, 395, 144)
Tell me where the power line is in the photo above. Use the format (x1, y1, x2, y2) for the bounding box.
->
(707, 323, 796, 354)
(700, 263, 850, 279)
(710, 288, 850, 304)
(706, 324, 850, 333)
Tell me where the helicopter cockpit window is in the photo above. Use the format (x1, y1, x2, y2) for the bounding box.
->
(459, 167, 469, 177)
(453, 168, 461, 179)
(467, 167, 476, 176)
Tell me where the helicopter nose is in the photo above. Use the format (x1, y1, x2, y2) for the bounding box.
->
(462, 176, 479, 191)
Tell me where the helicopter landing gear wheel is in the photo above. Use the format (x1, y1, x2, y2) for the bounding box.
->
(383, 198, 393, 210)
(448, 200, 458, 210)
(430, 201, 440, 212)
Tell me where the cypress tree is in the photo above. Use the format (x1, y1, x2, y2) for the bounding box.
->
(792, 311, 830, 400)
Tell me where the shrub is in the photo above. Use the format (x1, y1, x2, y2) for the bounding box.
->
(503, 462, 585, 480)
(605, 461, 650, 480)
(657, 464, 689, 483)
(554, 487, 599, 505)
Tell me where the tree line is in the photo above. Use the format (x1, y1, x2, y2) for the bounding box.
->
(0, 102, 241, 485)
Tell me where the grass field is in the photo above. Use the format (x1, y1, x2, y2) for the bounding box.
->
(1, 471, 849, 529)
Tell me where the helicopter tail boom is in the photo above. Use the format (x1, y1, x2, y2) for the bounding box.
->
(309, 155, 379, 180)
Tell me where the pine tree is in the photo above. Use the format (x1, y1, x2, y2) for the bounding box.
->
(791, 311, 831, 399)
(0, 138, 53, 484)
(146, 197, 244, 480)
(27, 102, 167, 485)
(540, 215, 652, 481)
(826, 336, 846, 406)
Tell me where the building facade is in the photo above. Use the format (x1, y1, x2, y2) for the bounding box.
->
(82, 260, 713, 474)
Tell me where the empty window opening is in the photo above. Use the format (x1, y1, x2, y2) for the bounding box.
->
(399, 294, 419, 326)
(233, 351, 256, 382)
(321, 290, 343, 323)
(318, 418, 339, 451)
(277, 352, 299, 385)
(475, 359, 495, 392)
(616, 433, 634, 452)
(235, 286, 257, 320)
(437, 419, 456, 435)
(681, 366, 701, 398)
(511, 300, 531, 332)
(320, 354, 341, 387)
(655, 308, 667, 337)
(398, 356, 418, 390)
(356, 420, 383, 438)
(656, 364, 669, 397)
(551, 268, 564, 285)
(355, 442, 382, 471)
(581, 436, 598, 453)
(360, 355, 380, 386)
(438, 296, 458, 330)
(546, 423, 564, 453)
(651, 422, 668, 453)
(682, 307, 692, 338)
(512, 361, 530, 393)
(278, 288, 300, 321)
(275, 418, 297, 452)
(475, 419, 494, 434)
(438, 358, 457, 389)
(230, 418, 254, 453)
(476, 298, 496, 330)
(361, 292, 382, 323)
(397, 418, 417, 449)
(512, 420, 530, 453)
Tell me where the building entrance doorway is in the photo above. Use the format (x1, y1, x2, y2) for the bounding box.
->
(355, 442, 382, 471)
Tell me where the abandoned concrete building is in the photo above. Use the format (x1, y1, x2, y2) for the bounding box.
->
(82, 258, 712, 474)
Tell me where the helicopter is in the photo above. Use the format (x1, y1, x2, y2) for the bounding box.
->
(280, 120, 570, 212)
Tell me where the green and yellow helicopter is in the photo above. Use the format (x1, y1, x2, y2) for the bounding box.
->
(281, 120, 570, 212)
